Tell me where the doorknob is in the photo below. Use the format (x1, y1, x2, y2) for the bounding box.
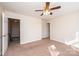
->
(2, 35, 6, 37)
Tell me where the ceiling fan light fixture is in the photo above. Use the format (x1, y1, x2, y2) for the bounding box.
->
(43, 10, 50, 15)
(35, 2, 61, 16)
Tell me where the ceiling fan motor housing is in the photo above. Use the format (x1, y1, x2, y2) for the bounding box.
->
(50, 12, 53, 15)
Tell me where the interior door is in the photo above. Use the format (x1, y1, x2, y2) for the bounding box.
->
(2, 13, 8, 55)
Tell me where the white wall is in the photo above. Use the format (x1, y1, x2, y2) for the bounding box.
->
(50, 11, 79, 43)
(2, 10, 42, 55)
(20, 15, 42, 44)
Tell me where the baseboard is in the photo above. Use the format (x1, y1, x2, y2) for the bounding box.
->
(50, 38, 65, 44)
(20, 39, 41, 44)
(42, 37, 50, 39)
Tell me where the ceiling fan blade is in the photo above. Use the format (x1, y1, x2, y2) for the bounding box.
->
(40, 13, 43, 16)
(50, 6, 61, 10)
(35, 10, 43, 11)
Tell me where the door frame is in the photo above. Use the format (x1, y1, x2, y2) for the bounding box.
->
(2, 16, 21, 55)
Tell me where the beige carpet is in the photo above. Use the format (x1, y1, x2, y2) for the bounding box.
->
(5, 39, 79, 56)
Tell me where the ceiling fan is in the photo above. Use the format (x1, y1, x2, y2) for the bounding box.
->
(35, 2, 61, 16)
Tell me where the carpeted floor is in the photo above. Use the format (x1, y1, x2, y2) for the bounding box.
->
(5, 39, 79, 56)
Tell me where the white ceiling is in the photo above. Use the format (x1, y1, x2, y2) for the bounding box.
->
(0, 2, 79, 19)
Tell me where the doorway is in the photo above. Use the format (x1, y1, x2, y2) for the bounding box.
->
(8, 18, 20, 46)
(47, 23, 50, 39)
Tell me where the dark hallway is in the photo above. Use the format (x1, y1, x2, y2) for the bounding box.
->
(8, 18, 20, 46)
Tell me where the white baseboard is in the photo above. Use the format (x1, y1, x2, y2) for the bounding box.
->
(50, 38, 65, 44)
(20, 39, 41, 44)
